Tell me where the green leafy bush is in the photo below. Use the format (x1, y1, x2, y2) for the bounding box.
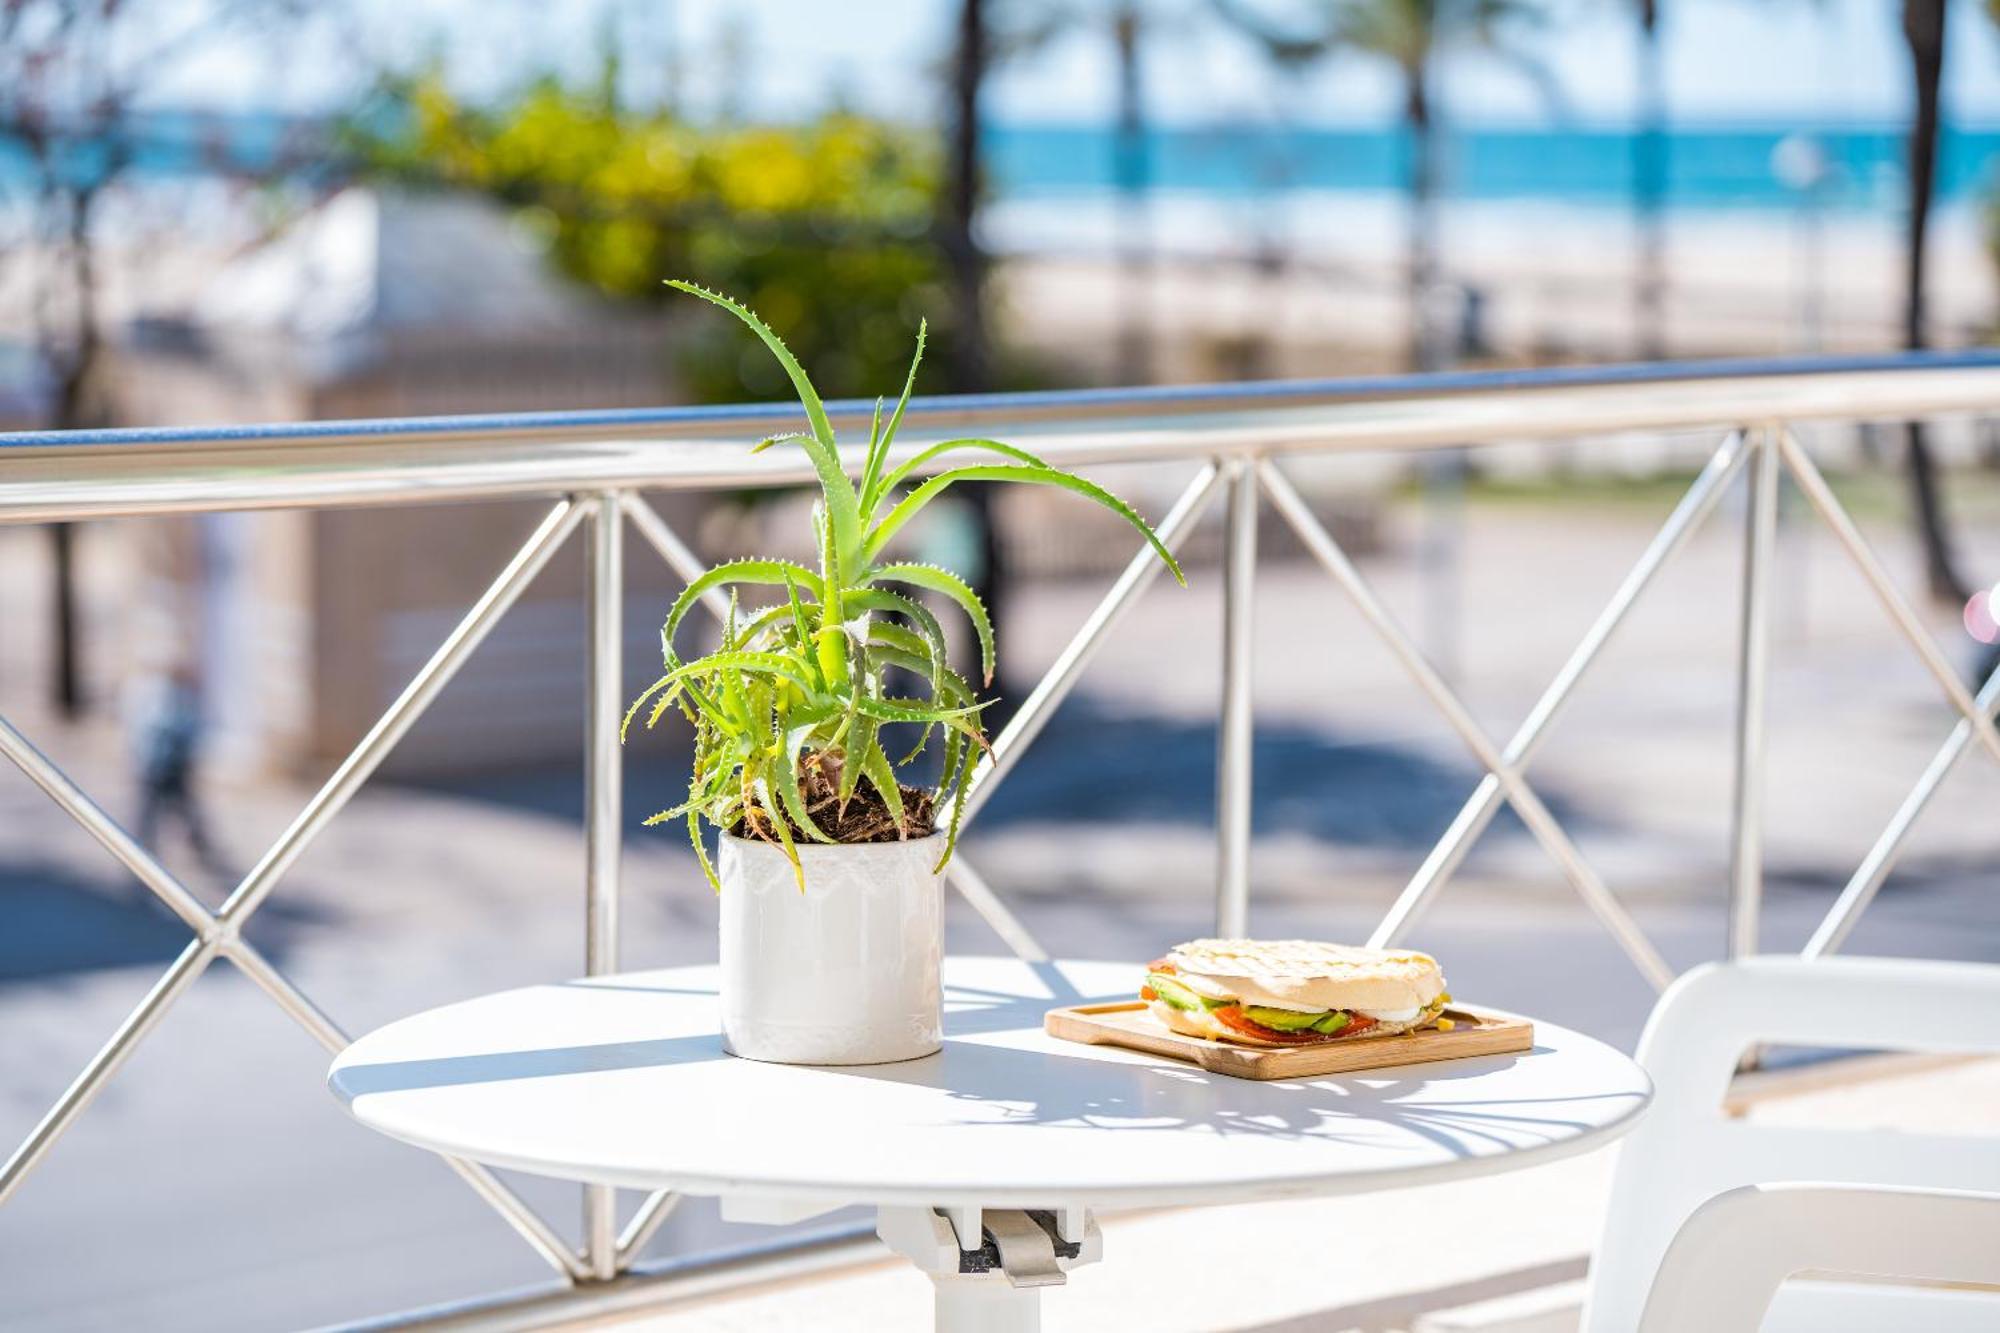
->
(625, 283, 1184, 887)
(345, 72, 958, 402)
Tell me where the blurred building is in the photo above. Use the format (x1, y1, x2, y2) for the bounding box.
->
(107, 188, 690, 777)
(0, 341, 51, 432)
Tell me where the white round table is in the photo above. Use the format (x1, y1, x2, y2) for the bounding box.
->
(331, 958, 1651, 1331)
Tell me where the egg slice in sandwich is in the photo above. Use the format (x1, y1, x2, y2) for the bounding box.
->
(1140, 938, 1451, 1046)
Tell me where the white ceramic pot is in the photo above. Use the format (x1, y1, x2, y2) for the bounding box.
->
(717, 832, 944, 1065)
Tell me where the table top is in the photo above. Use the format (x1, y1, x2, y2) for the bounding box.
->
(330, 958, 1651, 1210)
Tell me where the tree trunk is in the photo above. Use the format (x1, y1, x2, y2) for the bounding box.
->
(943, 0, 990, 396)
(1900, 0, 1970, 605)
(1113, 4, 1151, 385)
(1405, 63, 1440, 371)
(1633, 0, 1668, 360)
(942, 0, 1012, 709)
(46, 185, 103, 719)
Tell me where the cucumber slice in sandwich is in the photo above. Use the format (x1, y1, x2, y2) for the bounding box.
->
(1240, 1004, 1329, 1032)
(1145, 972, 1206, 1014)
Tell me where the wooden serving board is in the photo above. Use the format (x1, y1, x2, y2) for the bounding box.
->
(1044, 1002, 1532, 1080)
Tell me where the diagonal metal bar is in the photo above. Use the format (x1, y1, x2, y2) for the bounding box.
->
(1262, 461, 1676, 991)
(214, 499, 584, 931)
(0, 712, 223, 938)
(929, 463, 1222, 952)
(945, 855, 1051, 962)
(1727, 428, 1780, 959)
(1776, 429, 2000, 766)
(623, 491, 733, 621)
(1804, 662, 2000, 960)
(0, 711, 238, 1208)
(0, 711, 586, 1277)
(1370, 430, 1752, 946)
(0, 507, 591, 1275)
(222, 943, 588, 1278)
(224, 939, 348, 1049)
(616, 1189, 684, 1268)
(435, 1161, 586, 1280)
(0, 938, 214, 1208)
(948, 462, 1224, 832)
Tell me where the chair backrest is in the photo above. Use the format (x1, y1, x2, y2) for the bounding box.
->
(1636, 1184, 2000, 1333)
(1580, 955, 2000, 1333)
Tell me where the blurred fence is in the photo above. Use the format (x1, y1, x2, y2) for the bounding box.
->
(3, 351, 2000, 1328)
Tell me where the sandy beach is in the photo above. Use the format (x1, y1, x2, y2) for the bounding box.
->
(992, 191, 1998, 380)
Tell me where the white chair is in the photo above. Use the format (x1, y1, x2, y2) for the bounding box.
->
(1635, 1184, 2000, 1332)
(1581, 955, 2000, 1333)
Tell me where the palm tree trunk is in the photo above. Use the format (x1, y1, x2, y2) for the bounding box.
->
(1633, 0, 1667, 360)
(1900, 0, 1970, 604)
(47, 525, 81, 716)
(1405, 67, 1440, 371)
(47, 183, 102, 719)
(1113, 4, 1151, 385)
(942, 0, 1012, 707)
(943, 0, 991, 395)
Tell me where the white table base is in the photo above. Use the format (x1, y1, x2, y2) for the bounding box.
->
(932, 1280, 1044, 1333)
(877, 1204, 1103, 1333)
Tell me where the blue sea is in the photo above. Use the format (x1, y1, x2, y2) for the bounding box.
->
(3, 112, 1996, 214)
(986, 123, 2000, 212)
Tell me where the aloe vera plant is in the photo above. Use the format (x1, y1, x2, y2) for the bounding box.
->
(626, 281, 1184, 888)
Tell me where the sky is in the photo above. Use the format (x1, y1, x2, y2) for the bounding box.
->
(154, 0, 2000, 129)
(665, 0, 2000, 128)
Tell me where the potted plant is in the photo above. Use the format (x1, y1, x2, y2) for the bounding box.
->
(627, 281, 1183, 1065)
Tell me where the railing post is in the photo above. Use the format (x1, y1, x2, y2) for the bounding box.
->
(1216, 459, 1258, 937)
(1728, 428, 1779, 960)
(584, 489, 624, 1279)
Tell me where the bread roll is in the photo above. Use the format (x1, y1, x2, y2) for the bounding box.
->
(1166, 939, 1446, 1015)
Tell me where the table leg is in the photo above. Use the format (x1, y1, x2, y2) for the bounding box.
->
(878, 1205, 1100, 1333)
(932, 1275, 1042, 1333)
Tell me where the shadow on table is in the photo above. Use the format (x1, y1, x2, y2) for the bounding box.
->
(844, 1038, 1606, 1152)
(833, 1034, 1626, 1163)
(824, 982, 1632, 1162)
(330, 1032, 728, 1099)
(329, 966, 1104, 1099)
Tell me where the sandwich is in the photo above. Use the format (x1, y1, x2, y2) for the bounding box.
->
(1140, 938, 1452, 1047)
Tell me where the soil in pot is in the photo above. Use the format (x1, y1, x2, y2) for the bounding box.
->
(730, 752, 935, 845)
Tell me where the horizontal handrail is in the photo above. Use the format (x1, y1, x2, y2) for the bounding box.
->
(2, 353, 1998, 522)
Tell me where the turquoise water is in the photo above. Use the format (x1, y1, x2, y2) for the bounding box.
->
(989, 123, 2000, 211)
(4, 113, 1996, 213)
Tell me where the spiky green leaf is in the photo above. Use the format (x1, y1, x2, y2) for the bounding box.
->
(870, 438, 1054, 515)
(865, 465, 1184, 587)
(664, 280, 863, 586)
(856, 731, 907, 837)
(860, 319, 926, 514)
(661, 558, 822, 666)
(867, 561, 996, 686)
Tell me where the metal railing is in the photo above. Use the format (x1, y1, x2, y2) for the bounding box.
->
(4, 351, 2000, 1329)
